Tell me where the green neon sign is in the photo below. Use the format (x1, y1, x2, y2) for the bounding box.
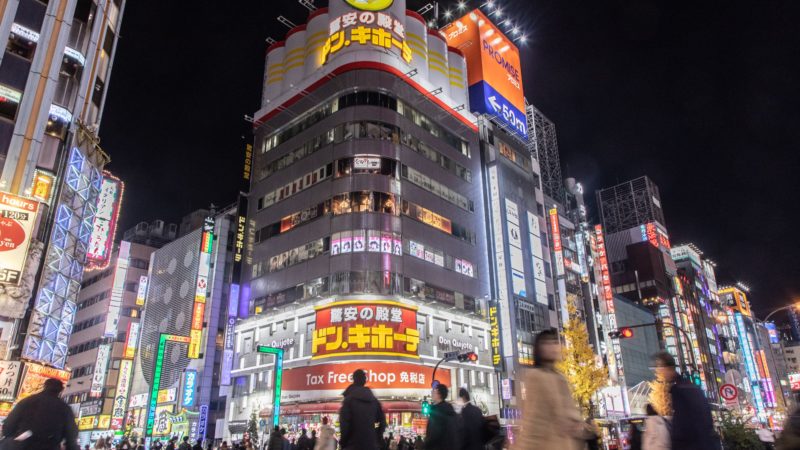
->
(146, 334, 190, 440)
(257, 346, 284, 428)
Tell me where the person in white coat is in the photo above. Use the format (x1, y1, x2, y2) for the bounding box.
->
(314, 417, 337, 450)
(643, 403, 671, 450)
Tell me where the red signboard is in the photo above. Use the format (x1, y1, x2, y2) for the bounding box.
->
(312, 301, 419, 359)
(595, 225, 614, 313)
(645, 222, 659, 248)
(281, 362, 449, 402)
(790, 373, 800, 392)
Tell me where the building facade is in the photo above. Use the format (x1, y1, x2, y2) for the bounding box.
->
(0, 0, 125, 389)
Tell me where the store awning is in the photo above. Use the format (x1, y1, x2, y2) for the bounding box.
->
(282, 401, 421, 415)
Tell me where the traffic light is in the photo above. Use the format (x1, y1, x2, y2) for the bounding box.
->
(421, 399, 431, 417)
(608, 327, 634, 339)
(457, 352, 478, 362)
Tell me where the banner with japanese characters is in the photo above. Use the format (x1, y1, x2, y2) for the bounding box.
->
(282, 362, 449, 402)
(0, 192, 39, 286)
(0, 361, 21, 401)
(311, 300, 419, 359)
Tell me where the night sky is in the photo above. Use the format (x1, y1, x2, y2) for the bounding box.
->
(99, 1, 800, 316)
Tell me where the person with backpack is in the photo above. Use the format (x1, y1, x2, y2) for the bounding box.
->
(457, 388, 484, 450)
(643, 403, 671, 450)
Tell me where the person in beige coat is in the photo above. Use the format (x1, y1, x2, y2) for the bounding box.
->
(516, 329, 594, 450)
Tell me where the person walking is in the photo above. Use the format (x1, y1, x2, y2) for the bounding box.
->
(457, 388, 484, 450)
(193, 439, 204, 450)
(424, 383, 459, 450)
(515, 329, 594, 450)
(756, 426, 776, 450)
(642, 403, 670, 450)
(339, 369, 387, 450)
(309, 430, 317, 450)
(267, 427, 283, 450)
(296, 430, 313, 450)
(652, 351, 719, 450)
(1, 378, 79, 450)
(166, 437, 178, 450)
(179, 436, 192, 450)
(313, 417, 336, 450)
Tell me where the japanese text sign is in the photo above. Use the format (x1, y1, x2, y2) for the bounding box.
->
(312, 301, 419, 359)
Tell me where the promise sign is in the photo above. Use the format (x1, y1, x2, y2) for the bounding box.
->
(312, 300, 419, 359)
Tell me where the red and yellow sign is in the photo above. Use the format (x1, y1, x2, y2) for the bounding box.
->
(322, 10, 412, 64)
(282, 362, 449, 402)
(344, 0, 394, 11)
(16, 362, 70, 401)
(312, 301, 419, 359)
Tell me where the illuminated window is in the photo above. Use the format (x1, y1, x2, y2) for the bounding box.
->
(0, 85, 22, 122)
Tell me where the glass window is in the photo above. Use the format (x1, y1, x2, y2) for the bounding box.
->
(0, 85, 23, 121)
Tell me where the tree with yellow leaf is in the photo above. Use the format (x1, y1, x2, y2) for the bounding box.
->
(648, 377, 673, 416)
(556, 299, 609, 416)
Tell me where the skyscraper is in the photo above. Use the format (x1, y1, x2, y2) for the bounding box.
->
(0, 0, 125, 373)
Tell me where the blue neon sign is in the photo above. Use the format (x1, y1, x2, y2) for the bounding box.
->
(182, 370, 197, 407)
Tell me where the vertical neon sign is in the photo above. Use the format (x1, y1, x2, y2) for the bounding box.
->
(146, 334, 190, 442)
(189, 218, 214, 359)
(257, 346, 284, 428)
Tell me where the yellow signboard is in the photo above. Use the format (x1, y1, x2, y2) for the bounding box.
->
(344, 0, 393, 11)
(78, 415, 97, 431)
(188, 329, 203, 359)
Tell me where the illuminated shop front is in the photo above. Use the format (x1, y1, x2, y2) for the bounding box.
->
(226, 297, 498, 441)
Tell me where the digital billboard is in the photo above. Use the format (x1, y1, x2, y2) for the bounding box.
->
(443, 9, 526, 138)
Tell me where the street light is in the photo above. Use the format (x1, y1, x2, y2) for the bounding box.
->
(760, 303, 800, 323)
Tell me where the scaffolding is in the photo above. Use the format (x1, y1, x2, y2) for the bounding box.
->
(527, 103, 565, 203)
(596, 176, 666, 234)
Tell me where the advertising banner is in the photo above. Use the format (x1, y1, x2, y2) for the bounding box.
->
(443, 10, 526, 137)
(90, 344, 111, 397)
(111, 359, 133, 430)
(17, 362, 70, 400)
(281, 362, 449, 402)
(312, 300, 419, 359)
(182, 370, 197, 407)
(124, 321, 140, 359)
(86, 174, 123, 270)
(136, 275, 148, 306)
(0, 361, 21, 401)
(104, 241, 130, 338)
(0, 192, 39, 286)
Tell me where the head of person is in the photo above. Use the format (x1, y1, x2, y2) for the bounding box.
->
(652, 351, 677, 382)
(646, 403, 658, 416)
(322, 417, 329, 425)
(432, 383, 449, 404)
(301, 429, 307, 436)
(183, 437, 189, 443)
(533, 329, 561, 366)
(353, 369, 367, 387)
(458, 388, 470, 404)
(42, 377, 64, 395)
(311, 430, 316, 437)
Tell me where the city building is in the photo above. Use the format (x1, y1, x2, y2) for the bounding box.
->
(784, 342, 800, 374)
(227, 0, 505, 440)
(0, 0, 126, 391)
(671, 244, 725, 403)
(126, 207, 237, 444)
(63, 221, 175, 444)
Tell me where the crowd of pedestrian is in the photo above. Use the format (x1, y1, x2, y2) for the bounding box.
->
(6, 332, 800, 450)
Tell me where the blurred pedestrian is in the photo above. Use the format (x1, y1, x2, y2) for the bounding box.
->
(756, 425, 776, 450)
(652, 351, 720, 450)
(457, 388, 484, 450)
(642, 403, 670, 450)
(193, 439, 204, 450)
(628, 422, 642, 450)
(314, 417, 336, 450)
(425, 383, 459, 450)
(267, 427, 283, 450)
(220, 442, 230, 450)
(166, 437, 177, 450)
(414, 436, 424, 450)
(309, 430, 317, 450)
(516, 329, 594, 450)
(297, 429, 312, 450)
(1, 378, 79, 450)
(339, 369, 387, 450)
(179, 436, 192, 450)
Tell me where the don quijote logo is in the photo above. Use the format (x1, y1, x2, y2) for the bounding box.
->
(345, 0, 393, 11)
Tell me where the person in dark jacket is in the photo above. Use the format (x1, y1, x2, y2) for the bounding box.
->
(2, 378, 79, 450)
(458, 388, 484, 450)
(425, 384, 459, 450)
(652, 351, 720, 450)
(339, 369, 387, 450)
(296, 429, 313, 450)
(267, 427, 284, 450)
